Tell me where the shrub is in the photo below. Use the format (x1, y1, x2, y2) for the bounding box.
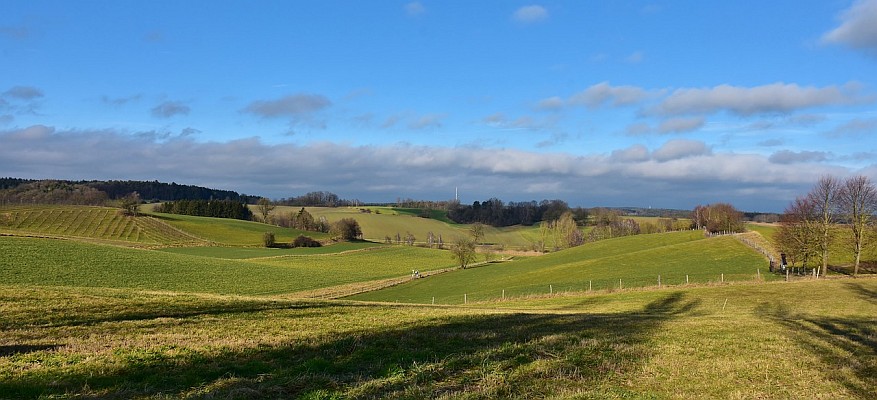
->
(263, 232, 276, 248)
(292, 235, 321, 248)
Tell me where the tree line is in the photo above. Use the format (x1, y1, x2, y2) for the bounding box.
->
(447, 198, 588, 227)
(776, 175, 876, 276)
(0, 178, 259, 204)
(155, 199, 253, 220)
(275, 191, 360, 207)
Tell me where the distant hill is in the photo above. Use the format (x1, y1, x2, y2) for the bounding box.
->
(0, 177, 260, 204)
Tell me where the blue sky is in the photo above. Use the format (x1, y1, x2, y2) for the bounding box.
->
(2, 1, 877, 211)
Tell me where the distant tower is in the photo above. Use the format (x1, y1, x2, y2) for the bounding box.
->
(455, 187, 458, 201)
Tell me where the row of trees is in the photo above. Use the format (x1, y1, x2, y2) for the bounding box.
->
(0, 180, 108, 206)
(155, 199, 254, 220)
(691, 203, 745, 233)
(447, 198, 587, 227)
(275, 191, 359, 207)
(776, 175, 877, 276)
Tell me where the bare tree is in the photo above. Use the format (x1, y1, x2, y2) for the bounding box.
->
(838, 176, 877, 276)
(776, 196, 819, 270)
(450, 236, 477, 269)
(257, 197, 275, 223)
(806, 176, 840, 277)
(470, 222, 485, 245)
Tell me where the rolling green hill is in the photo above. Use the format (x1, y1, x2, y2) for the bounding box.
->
(283, 206, 544, 248)
(0, 236, 456, 295)
(350, 231, 774, 304)
(0, 205, 327, 248)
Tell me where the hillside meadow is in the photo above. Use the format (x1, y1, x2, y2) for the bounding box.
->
(351, 231, 775, 304)
(0, 236, 456, 296)
(2, 204, 875, 398)
(1, 279, 874, 399)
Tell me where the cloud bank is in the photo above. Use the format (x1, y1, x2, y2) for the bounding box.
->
(1, 125, 867, 211)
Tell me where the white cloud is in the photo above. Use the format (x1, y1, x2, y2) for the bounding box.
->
(405, 2, 425, 16)
(625, 51, 645, 64)
(512, 5, 549, 24)
(241, 94, 331, 129)
(569, 82, 650, 108)
(3, 86, 44, 100)
(1, 126, 865, 211)
(242, 94, 331, 118)
(652, 82, 869, 116)
(769, 150, 831, 164)
(823, 0, 877, 55)
(824, 118, 877, 137)
(535, 96, 564, 111)
(610, 145, 650, 162)
(651, 139, 711, 162)
(408, 113, 446, 130)
(151, 101, 190, 118)
(658, 117, 705, 133)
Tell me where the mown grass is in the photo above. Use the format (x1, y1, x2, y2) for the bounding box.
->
(1, 279, 874, 398)
(0, 236, 456, 295)
(350, 231, 775, 304)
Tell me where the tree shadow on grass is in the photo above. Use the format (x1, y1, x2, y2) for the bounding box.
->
(0, 345, 62, 357)
(1, 293, 699, 399)
(844, 282, 877, 305)
(0, 298, 356, 331)
(757, 303, 877, 399)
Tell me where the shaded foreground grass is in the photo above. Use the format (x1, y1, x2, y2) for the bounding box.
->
(1, 279, 875, 399)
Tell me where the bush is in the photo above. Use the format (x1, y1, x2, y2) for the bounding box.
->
(263, 232, 276, 248)
(291, 235, 321, 248)
(330, 218, 362, 241)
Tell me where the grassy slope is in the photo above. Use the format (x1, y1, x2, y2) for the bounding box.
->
(149, 211, 326, 246)
(1, 279, 874, 399)
(0, 236, 456, 295)
(294, 206, 542, 248)
(350, 231, 774, 304)
(746, 222, 877, 269)
(0, 205, 204, 246)
(157, 241, 382, 259)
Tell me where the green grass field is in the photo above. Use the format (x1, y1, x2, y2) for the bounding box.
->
(158, 241, 382, 259)
(149, 211, 327, 246)
(350, 231, 775, 304)
(0, 236, 456, 295)
(1, 279, 874, 399)
(288, 206, 543, 249)
(2, 204, 875, 398)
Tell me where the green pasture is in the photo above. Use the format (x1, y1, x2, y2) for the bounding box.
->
(158, 241, 382, 259)
(149, 211, 326, 246)
(0, 236, 455, 295)
(1, 279, 874, 399)
(288, 206, 541, 248)
(745, 222, 877, 270)
(350, 231, 774, 304)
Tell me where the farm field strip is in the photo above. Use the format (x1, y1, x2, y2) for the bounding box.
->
(0, 206, 211, 246)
